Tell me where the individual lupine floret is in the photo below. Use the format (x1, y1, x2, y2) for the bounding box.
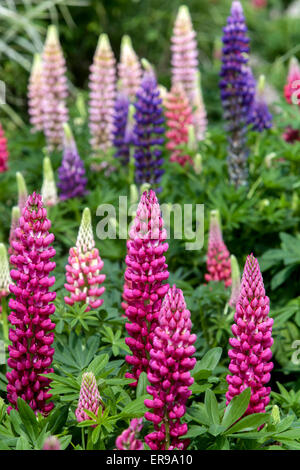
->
(250, 75, 273, 132)
(133, 70, 165, 191)
(284, 57, 300, 106)
(144, 285, 196, 450)
(8, 206, 21, 256)
(57, 124, 87, 200)
(42, 25, 68, 151)
(28, 54, 44, 133)
(115, 418, 144, 450)
(118, 35, 142, 101)
(192, 71, 207, 141)
(43, 436, 61, 450)
(0, 123, 9, 173)
(229, 255, 241, 308)
(123, 189, 169, 386)
(64, 208, 105, 311)
(75, 372, 103, 423)
(165, 83, 193, 167)
(16, 172, 28, 212)
(112, 92, 132, 165)
(41, 157, 58, 207)
(219, 1, 255, 187)
(171, 5, 198, 107)
(7, 192, 56, 414)
(89, 34, 116, 154)
(226, 254, 274, 415)
(205, 210, 231, 288)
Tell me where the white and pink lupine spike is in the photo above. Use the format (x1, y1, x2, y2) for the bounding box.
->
(115, 418, 144, 450)
(41, 157, 58, 207)
(42, 25, 68, 151)
(192, 71, 207, 141)
(28, 54, 44, 133)
(229, 255, 241, 308)
(89, 33, 116, 154)
(171, 5, 198, 107)
(75, 372, 103, 423)
(118, 35, 142, 101)
(64, 208, 106, 311)
(205, 210, 231, 288)
(226, 254, 274, 415)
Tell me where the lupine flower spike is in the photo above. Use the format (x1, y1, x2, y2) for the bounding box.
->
(229, 255, 241, 308)
(220, 1, 254, 187)
(133, 70, 165, 191)
(192, 71, 207, 141)
(116, 418, 144, 450)
(0, 123, 9, 173)
(171, 5, 198, 107)
(43, 436, 61, 450)
(144, 285, 196, 450)
(165, 83, 193, 167)
(89, 33, 116, 154)
(8, 206, 21, 256)
(41, 157, 58, 207)
(16, 172, 28, 212)
(205, 210, 231, 288)
(28, 54, 44, 133)
(284, 57, 300, 106)
(112, 92, 132, 165)
(64, 208, 105, 311)
(0, 243, 12, 341)
(226, 254, 273, 415)
(118, 35, 142, 102)
(123, 189, 169, 386)
(7, 192, 56, 414)
(250, 75, 273, 132)
(75, 372, 103, 423)
(42, 25, 68, 151)
(57, 123, 87, 200)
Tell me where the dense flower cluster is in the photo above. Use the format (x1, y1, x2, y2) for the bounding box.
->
(64, 208, 105, 311)
(133, 71, 165, 191)
(28, 54, 44, 133)
(112, 92, 132, 165)
(144, 285, 196, 450)
(115, 418, 144, 450)
(0, 123, 9, 173)
(118, 35, 142, 101)
(205, 210, 231, 288)
(226, 254, 274, 415)
(75, 372, 103, 423)
(123, 190, 169, 386)
(7, 192, 56, 415)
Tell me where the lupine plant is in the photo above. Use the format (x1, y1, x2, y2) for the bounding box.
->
(112, 92, 132, 165)
(115, 418, 144, 450)
(118, 35, 142, 102)
(205, 210, 231, 288)
(28, 54, 44, 133)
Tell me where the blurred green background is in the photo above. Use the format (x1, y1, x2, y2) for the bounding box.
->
(1, 0, 300, 122)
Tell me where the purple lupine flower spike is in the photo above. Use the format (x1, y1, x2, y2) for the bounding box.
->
(144, 285, 196, 450)
(118, 35, 142, 102)
(58, 124, 88, 200)
(133, 69, 165, 191)
(112, 92, 132, 165)
(220, 1, 255, 187)
(250, 75, 273, 132)
(226, 254, 273, 415)
(116, 418, 144, 450)
(75, 372, 103, 424)
(7, 192, 56, 415)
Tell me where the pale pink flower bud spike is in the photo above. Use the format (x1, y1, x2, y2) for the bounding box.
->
(28, 54, 44, 133)
(118, 35, 142, 101)
(229, 255, 241, 308)
(75, 372, 103, 424)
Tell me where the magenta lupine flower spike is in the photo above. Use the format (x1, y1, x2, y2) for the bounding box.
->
(144, 285, 196, 450)
(7, 192, 56, 415)
(226, 254, 274, 415)
(41, 157, 58, 207)
(229, 255, 241, 308)
(42, 25, 68, 151)
(171, 5, 198, 108)
(43, 436, 61, 450)
(0, 123, 9, 173)
(123, 189, 169, 386)
(28, 54, 44, 133)
(205, 210, 231, 288)
(89, 33, 116, 154)
(116, 418, 144, 450)
(16, 172, 28, 213)
(75, 372, 103, 423)
(118, 35, 142, 102)
(64, 208, 105, 311)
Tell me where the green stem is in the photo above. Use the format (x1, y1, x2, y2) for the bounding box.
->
(81, 427, 85, 450)
(164, 415, 170, 450)
(1, 297, 8, 347)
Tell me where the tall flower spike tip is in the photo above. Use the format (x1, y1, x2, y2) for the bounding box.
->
(7, 192, 56, 414)
(171, 5, 198, 108)
(118, 35, 142, 101)
(41, 157, 58, 207)
(43, 436, 61, 450)
(28, 54, 44, 133)
(192, 71, 207, 142)
(144, 285, 196, 450)
(0, 244, 12, 298)
(226, 254, 273, 415)
(8, 206, 21, 256)
(75, 372, 103, 423)
(57, 123, 87, 200)
(229, 255, 241, 308)
(165, 83, 193, 167)
(133, 71, 165, 191)
(0, 123, 9, 173)
(89, 33, 116, 155)
(123, 189, 169, 386)
(112, 92, 132, 165)
(64, 208, 106, 311)
(284, 56, 300, 106)
(219, 1, 255, 187)
(42, 25, 68, 151)
(205, 210, 231, 287)
(16, 172, 28, 212)
(116, 418, 144, 450)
